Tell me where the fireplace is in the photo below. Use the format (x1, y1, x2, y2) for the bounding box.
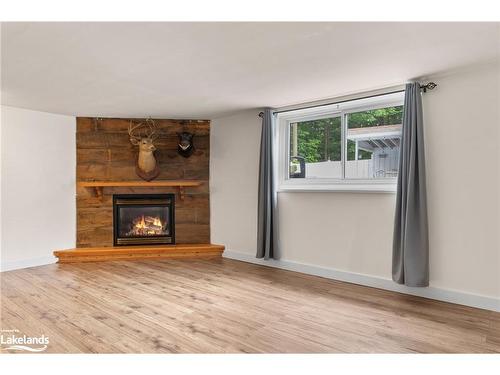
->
(113, 194, 175, 246)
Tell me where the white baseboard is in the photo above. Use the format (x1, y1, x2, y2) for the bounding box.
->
(0, 256, 57, 272)
(223, 250, 500, 313)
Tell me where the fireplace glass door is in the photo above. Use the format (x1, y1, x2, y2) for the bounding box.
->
(113, 194, 175, 246)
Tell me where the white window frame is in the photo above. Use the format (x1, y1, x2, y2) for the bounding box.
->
(276, 92, 405, 193)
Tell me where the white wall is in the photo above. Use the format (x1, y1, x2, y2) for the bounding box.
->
(211, 62, 500, 310)
(423, 63, 499, 298)
(210, 110, 261, 253)
(1, 106, 76, 271)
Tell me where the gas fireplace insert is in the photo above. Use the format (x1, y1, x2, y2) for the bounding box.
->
(113, 194, 175, 246)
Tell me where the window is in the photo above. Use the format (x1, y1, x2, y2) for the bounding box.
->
(277, 92, 404, 192)
(289, 116, 342, 179)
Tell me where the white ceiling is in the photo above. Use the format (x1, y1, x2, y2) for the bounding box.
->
(1, 22, 498, 119)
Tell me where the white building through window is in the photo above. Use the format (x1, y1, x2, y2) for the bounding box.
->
(276, 91, 404, 192)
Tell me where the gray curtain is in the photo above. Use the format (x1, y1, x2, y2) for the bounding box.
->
(392, 82, 429, 287)
(256, 108, 280, 260)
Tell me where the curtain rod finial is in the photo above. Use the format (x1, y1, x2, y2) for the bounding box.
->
(258, 111, 264, 118)
(421, 82, 437, 93)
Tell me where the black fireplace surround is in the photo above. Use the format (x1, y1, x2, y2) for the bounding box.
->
(113, 194, 175, 246)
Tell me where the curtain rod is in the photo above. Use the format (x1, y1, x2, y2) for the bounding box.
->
(258, 82, 437, 118)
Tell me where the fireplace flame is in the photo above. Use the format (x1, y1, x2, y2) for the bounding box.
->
(137, 215, 147, 229)
(126, 215, 167, 237)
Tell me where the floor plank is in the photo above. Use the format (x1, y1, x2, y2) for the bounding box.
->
(1, 258, 498, 353)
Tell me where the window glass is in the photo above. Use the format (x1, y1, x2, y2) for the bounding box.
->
(289, 116, 341, 179)
(345, 106, 403, 179)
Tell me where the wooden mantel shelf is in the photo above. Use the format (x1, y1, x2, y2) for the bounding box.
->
(78, 180, 203, 200)
(54, 244, 225, 263)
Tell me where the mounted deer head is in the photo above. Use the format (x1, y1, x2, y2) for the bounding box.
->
(129, 118, 160, 181)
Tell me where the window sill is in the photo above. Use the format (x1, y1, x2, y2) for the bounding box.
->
(278, 182, 397, 193)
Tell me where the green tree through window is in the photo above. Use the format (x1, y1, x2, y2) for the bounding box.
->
(290, 106, 403, 163)
(291, 117, 341, 163)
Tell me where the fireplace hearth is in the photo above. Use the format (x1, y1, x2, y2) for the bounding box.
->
(113, 194, 175, 246)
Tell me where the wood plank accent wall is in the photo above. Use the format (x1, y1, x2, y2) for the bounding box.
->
(76, 117, 210, 247)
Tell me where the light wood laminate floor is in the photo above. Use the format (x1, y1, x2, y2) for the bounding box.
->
(1, 258, 499, 353)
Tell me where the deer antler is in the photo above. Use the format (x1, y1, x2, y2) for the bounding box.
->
(145, 118, 159, 140)
(129, 120, 144, 144)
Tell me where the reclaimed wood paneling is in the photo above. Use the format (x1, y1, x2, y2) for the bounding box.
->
(76, 117, 211, 247)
